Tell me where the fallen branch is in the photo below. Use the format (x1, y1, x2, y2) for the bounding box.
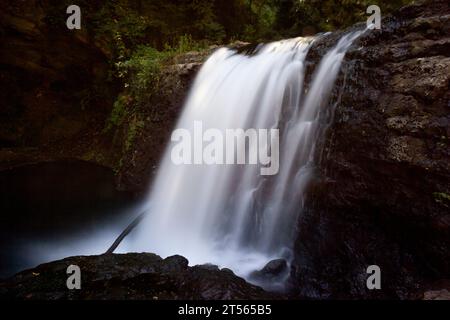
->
(105, 211, 147, 254)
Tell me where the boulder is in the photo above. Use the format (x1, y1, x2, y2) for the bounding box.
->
(423, 289, 450, 300)
(251, 259, 288, 280)
(0, 253, 280, 300)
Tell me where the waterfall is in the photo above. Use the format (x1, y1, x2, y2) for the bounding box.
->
(121, 31, 362, 287)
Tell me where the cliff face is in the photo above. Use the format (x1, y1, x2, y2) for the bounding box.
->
(0, 1, 110, 153)
(291, 0, 450, 299)
(0, 0, 118, 170)
(0, 0, 206, 193)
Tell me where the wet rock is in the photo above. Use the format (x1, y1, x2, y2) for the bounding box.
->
(196, 263, 220, 271)
(160, 255, 189, 273)
(251, 259, 288, 280)
(423, 289, 450, 300)
(291, 0, 450, 299)
(260, 259, 288, 276)
(220, 268, 235, 275)
(0, 253, 279, 300)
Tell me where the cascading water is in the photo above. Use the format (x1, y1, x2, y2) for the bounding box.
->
(120, 31, 362, 289)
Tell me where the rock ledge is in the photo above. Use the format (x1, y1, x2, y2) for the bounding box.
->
(0, 253, 279, 300)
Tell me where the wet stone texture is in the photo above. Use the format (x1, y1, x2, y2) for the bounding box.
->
(0, 253, 280, 300)
(291, 0, 450, 299)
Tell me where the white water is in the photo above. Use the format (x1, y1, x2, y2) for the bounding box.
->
(119, 32, 362, 287)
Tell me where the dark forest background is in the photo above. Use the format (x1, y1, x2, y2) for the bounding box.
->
(57, 0, 416, 52)
(53, 0, 416, 125)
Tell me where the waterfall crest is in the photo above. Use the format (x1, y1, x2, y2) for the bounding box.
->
(121, 32, 362, 286)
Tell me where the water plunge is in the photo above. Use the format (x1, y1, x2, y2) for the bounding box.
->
(120, 32, 362, 289)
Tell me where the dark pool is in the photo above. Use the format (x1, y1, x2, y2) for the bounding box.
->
(0, 160, 140, 278)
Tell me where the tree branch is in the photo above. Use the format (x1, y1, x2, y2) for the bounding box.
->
(105, 211, 147, 254)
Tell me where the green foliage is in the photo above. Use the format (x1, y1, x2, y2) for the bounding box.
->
(115, 35, 207, 108)
(92, 0, 228, 55)
(94, 1, 151, 59)
(238, 0, 279, 41)
(87, 0, 289, 56)
(105, 34, 208, 138)
(433, 192, 450, 206)
(279, 0, 416, 35)
(118, 46, 168, 100)
(104, 94, 129, 132)
(125, 117, 145, 152)
(171, 34, 209, 54)
(45, 0, 418, 54)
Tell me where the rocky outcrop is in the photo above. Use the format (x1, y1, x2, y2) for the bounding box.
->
(423, 289, 450, 300)
(0, 1, 210, 193)
(0, 253, 278, 300)
(291, 0, 449, 299)
(250, 259, 288, 281)
(0, 1, 115, 167)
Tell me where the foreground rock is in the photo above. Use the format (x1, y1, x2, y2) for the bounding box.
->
(423, 289, 450, 300)
(291, 0, 450, 299)
(0, 253, 279, 300)
(250, 259, 288, 281)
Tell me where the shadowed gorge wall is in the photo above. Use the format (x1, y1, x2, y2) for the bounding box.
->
(291, 0, 450, 299)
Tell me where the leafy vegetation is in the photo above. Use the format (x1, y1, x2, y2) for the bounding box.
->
(433, 192, 450, 207)
(104, 94, 129, 132)
(125, 116, 145, 152)
(117, 35, 206, 105)
(277, 0, 416, 36)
